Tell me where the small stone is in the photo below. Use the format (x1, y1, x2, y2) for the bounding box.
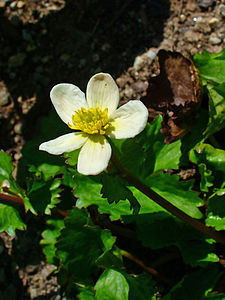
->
(132, 81, 147, 93)
(180, 14, 186, 23)
(25, 264, 38, 274)
(187, 0, 198, 12)
(219, 5, 225, 18)
(0, 1, 6, 8)
(0, 88, 9, 106)
(10, 1, 17, 9)
(133, 55, 145, 71)
(17, 1, 25, 8)
(198, 0, 215, 9)
(116, 77, 126, 88)
(184, 30, 201, 42)
(209, 33, 221, 45)
(14, 122, 22, 134)
(14, 153, 22, 161)
(146, 49, 157, 65)
(124, 88, 133, 98)
(208, 17, 219, 25)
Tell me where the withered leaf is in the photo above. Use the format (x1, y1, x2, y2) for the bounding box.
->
(141, 50, 202, 143)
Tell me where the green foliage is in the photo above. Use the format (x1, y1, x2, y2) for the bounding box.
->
(1, 50, 225, 298)
(56, 208, 116, 281)
(194, 49, 225, 85)
(194, 50, 225, 138)
(162, 264, 221, 300)
(0, 151, 27, 233)
(145, 172, 203, 218)
(95, 269, 130, 300)
(124, 212, 218, 266)
(0, 203, 26, 235)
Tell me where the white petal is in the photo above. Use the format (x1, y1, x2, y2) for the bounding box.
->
(78, 135, 112, 175)
(39, 132, 88, 155)
(108, 100, 148, 139)
(86, 73, 119, 117)
(50, 83, 88, 124)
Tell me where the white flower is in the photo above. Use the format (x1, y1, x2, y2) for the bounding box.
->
(39, 73, 148, 175)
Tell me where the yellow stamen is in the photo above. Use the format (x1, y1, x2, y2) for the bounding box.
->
(68, 107, 109, 135)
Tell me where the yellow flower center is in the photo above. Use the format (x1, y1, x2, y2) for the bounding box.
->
(68, 107, 109, 135)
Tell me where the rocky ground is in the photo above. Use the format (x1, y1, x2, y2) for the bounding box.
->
(0, 0, 225, 299)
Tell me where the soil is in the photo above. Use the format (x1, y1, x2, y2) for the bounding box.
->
(0, 0, 225, 299)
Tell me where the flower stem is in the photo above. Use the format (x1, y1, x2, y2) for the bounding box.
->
(111, 152, 225, 246)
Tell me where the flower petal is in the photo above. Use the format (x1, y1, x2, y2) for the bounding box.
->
(78, 135, 111, 175)
(39, 132, 88, 155)
(86, 73, 119, 117)
(50, 83, 87, 124)
(108, 100, 148, 139)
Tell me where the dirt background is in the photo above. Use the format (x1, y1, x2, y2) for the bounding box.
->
(0, 0, 225, 299)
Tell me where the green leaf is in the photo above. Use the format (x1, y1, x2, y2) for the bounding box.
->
(27, 178, 61, 214)
(0, 151, 30, 209)
(96, 246, 124, 269)
(206, 192, 225, 230)
(101, 174, 140, 214)
(194, 49, 225, 85)
(162, 264, 221, 300)
(126, 274, 156, 300)
(111, 138, 146, 178)
(190, 143, 225, 184)
(124, 212, 217, 266)
(56, 208, 116, 280)
(198, 163, 214, 192)
(77, 287, 96, 300)
(179, 109, 209, 165)
(0, 203, 26, 235)
(204, 83, 225, 137)
(145, 172, 203, 218)
(95, 269, 129, 300)
(137, 116, 182, 175)
(64, 149, 80, 166)
(74, 172, 133, 220)
(40, 218, 65, 264)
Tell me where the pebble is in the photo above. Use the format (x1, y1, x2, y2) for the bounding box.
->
(209, 33, 221, 45)
(198, 0, 215, 9)
(133, 55, 145, 71)
(116, 77, 126, 88)
(0, 1, 6, 8)
(132, 81, 147, 93)
(10, 1, 17, 9)
(146, 49, 157, 65)
(184, 30, 201, 42)
(208, 17, 219, 25)
(14, 122, 22, 134)
(180, 14, 186, 23)
(133, 49, 156, 71)
(17, 1, 25, 8)
(219, 5, 225, 18)
(0, 89, 9, 106)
